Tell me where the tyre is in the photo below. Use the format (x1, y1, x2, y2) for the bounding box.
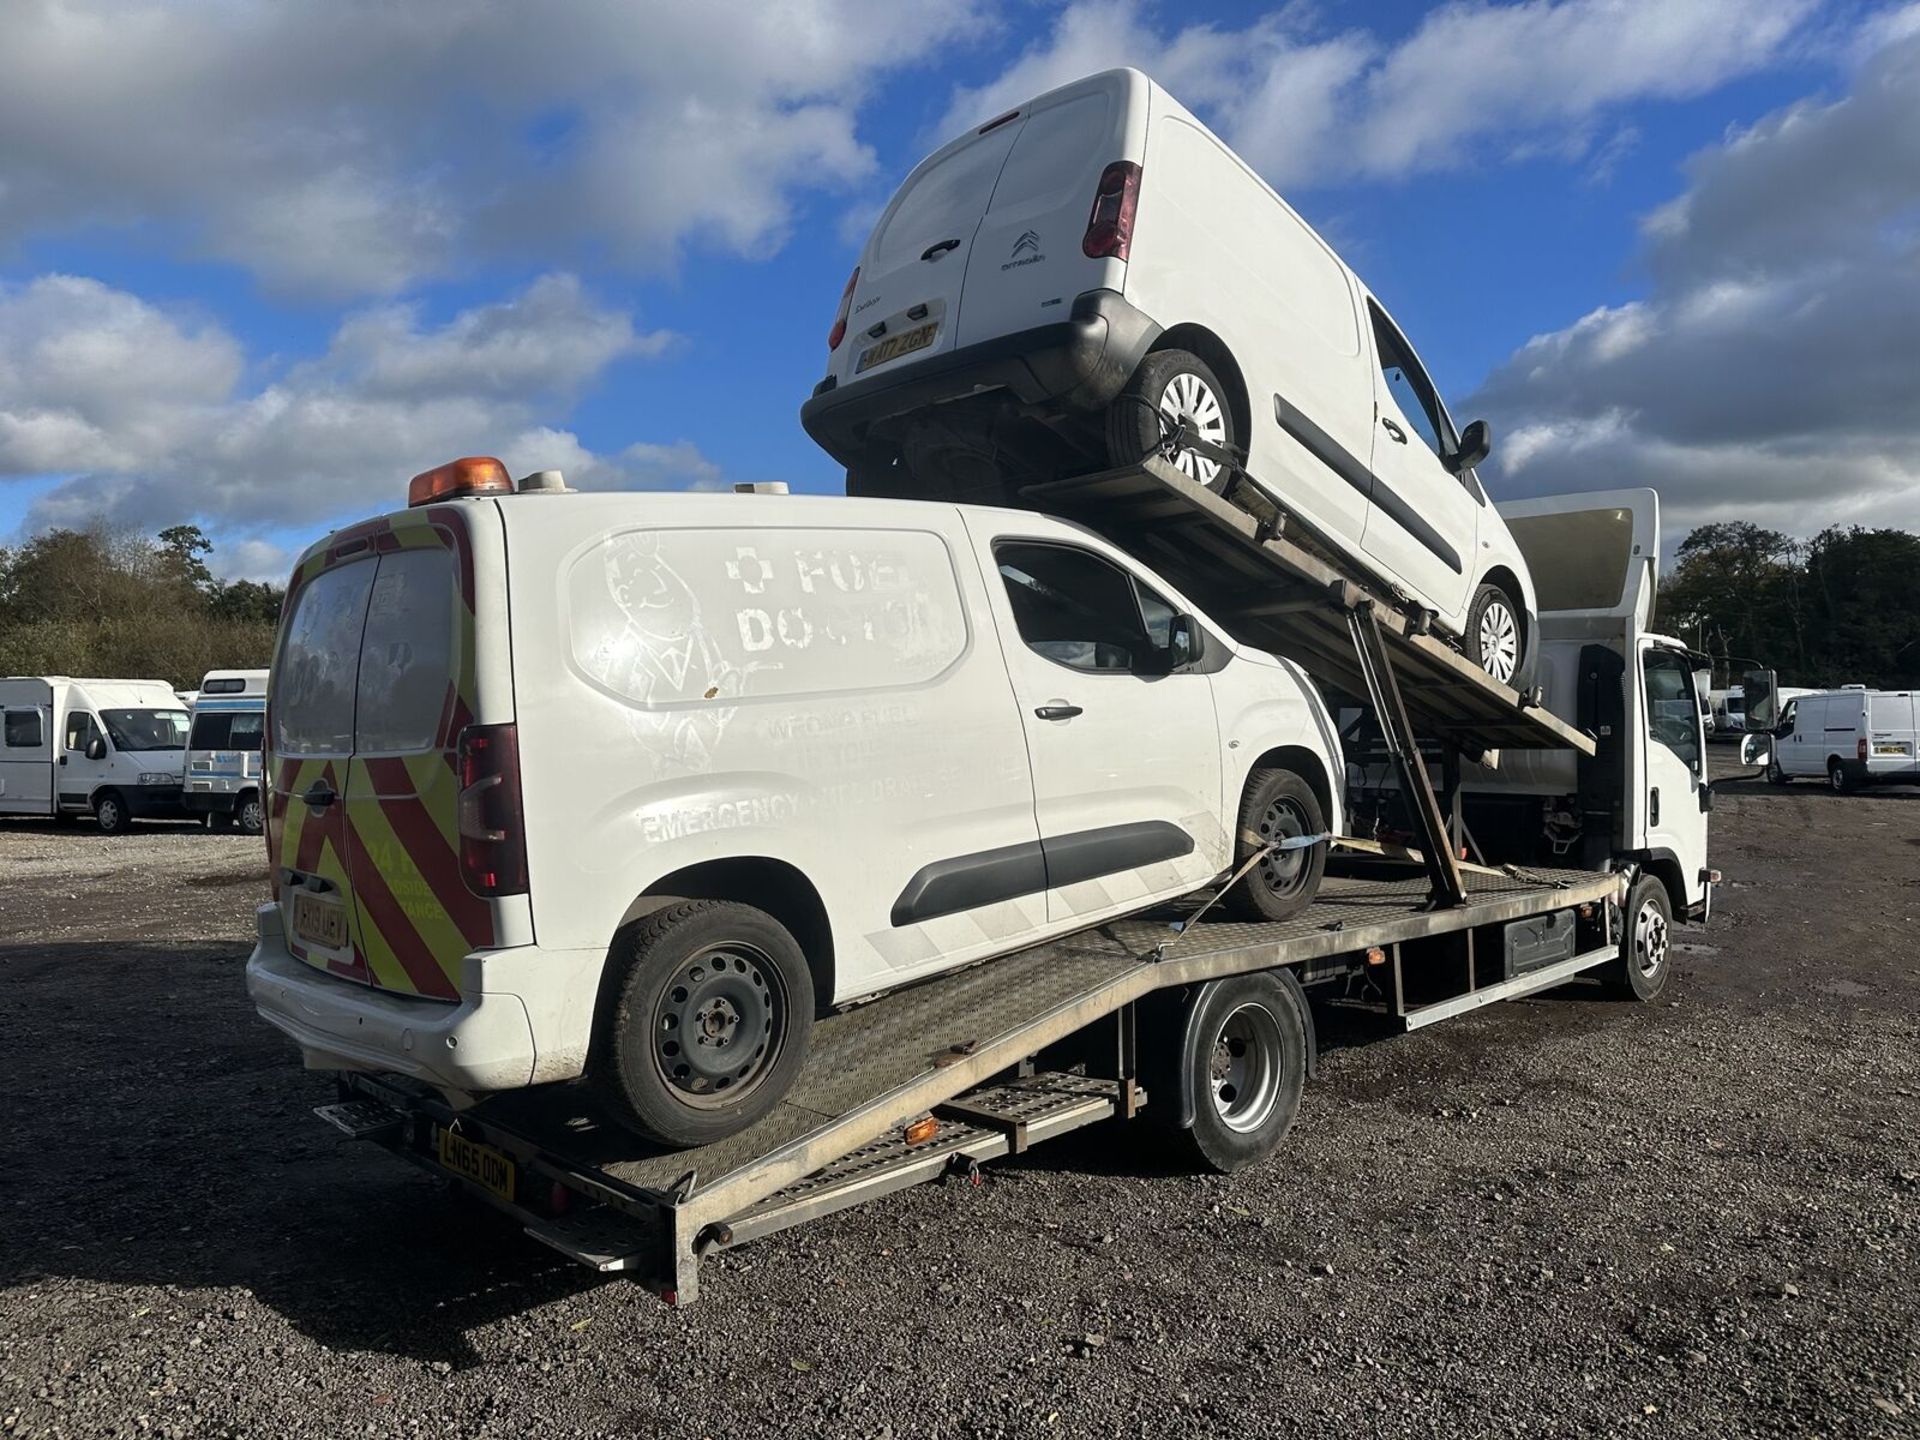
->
(94, 791, 130, 835)
(1604, 875, 1672, 1001)
(1105, 348, 1237, 490)
(1766, 755, 1790, 786)
(592, 900, 815, 1148)
(236, 792, 265, 835)
(1465, 581, 1523, 686)
(1222, 767, 1327, 923)
(1827, 759, 1854, 795)
(1146, 970, 1310, 1174)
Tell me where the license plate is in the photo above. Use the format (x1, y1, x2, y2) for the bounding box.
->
(1874, 743, 1907, 755)
(856, 321, 937, 374)
(437, 1127, 516, 1202)
(291, 891, 346, 949)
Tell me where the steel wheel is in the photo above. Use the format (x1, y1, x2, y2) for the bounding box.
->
(1477, 596, 1520, 683)
(1631, 894, 1669, 981)
(1209, 1001, 1285, 1135)
(651, 942, 787, 1110)
(1158, 371, 1229, 487)
(1251, 792, 1311, 901)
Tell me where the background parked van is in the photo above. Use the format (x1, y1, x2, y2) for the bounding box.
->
(802, 67, 1538, 686)
(0, 676, 191, 832)
(1766, 688, 1918, 791)
(247, 470, 1345, 1148)
(184, 669, 269, 833)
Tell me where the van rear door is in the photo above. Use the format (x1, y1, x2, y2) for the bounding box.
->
(829, 115, 1027, 390)
(954, 75, 1138, 349)
(1868, 692, 1919, 775)
(268, 509, 505, 999)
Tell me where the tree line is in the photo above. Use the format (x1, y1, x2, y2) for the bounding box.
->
(1657, 522, 1920, 690)
(0, 525, 283, 691)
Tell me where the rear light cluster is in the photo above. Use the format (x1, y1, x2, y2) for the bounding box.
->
(1858, 737, 1870, 761)
(457, 724, 528, 897)
(828, 266, 860, 351)
(1083, 161, 1142, 260)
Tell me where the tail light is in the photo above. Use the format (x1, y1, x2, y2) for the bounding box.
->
(1083, 161, 1142, 260)
(457, 724, 528, 897)
(827, 266, 860, 351)
(1858, 737, 1869, 761)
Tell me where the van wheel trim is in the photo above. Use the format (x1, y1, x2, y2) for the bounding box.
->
(653, 943, 785, 1108)
(1476, 597, 1520, 683)
(1157, 371, 1228, 487)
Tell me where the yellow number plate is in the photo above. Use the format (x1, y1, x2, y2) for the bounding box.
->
(291, 892, 346, 949)
(1874, 743, 1907, 755)
(437, 1128, 516, 1202)
(856, 321, 937, 374)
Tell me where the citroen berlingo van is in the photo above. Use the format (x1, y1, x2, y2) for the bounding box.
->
(246, 458, 1345, 1148)
(801, 67, 1538, 687)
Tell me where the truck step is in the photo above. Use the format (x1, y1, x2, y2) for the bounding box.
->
(313, 1098, 405, 1139)
(523, 1206, 661, 1273)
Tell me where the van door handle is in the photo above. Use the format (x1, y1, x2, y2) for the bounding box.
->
(1381, 417, 1407, 444)
(921, 238, 961, 261)
(301, 780, 337, 809)
(1649, 786, 1660, 826)
(1034, 704, 1083, 721)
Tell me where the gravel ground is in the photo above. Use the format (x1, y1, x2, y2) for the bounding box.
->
(2, 758, 1916, 1439)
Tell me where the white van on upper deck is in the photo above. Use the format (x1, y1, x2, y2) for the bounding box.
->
(246, 459, 1345, 1149)
(802, 68, 1539, 689)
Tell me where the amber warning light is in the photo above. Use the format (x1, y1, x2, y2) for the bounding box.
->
(409, 456, 514, 508)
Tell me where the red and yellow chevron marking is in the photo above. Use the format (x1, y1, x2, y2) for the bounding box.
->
(267, 503, 494, 1001)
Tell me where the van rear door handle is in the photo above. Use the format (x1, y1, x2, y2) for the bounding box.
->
(1034, 704, 1083, 721)
(301, 780, 337, 809)
(921, 238, 961, 261)
(1381, 417, 1407, 444)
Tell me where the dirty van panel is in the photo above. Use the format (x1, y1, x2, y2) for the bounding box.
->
(269, 553, 376, 985)
(833, 119, 1027, 388)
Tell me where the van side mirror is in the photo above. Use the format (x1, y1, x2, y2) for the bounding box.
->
(1451, 418, 1491, 473)
(1164, 614, 1204, 671)
(86, 737, 108, 760)
(1742, 669, 1777, 731)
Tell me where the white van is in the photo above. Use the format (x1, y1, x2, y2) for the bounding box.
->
(1765, 688, 1918, 791)
(184, 669, 269, 833)
(246, 458, 1345, 1148)
(0, 676, 192, 832)
(801, 67, 1538, 688)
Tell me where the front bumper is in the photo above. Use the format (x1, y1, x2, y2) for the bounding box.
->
(800, 287, 1160, 469)
(244, 903, 605, 1096)
(125, 784, 192, 819)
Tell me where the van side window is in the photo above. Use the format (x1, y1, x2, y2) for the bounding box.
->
(1642, 649, 1702, 770)
(996, 542, 1175, 675)
(1778, 700, 1797, 733)
(4, 709, 42, 748)
(1368, 304, 1452, 463)
(64, 711, 101, 752)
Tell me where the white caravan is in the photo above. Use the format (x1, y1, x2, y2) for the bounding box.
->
(247, 459, 1346, 1148)
(184, 669, 269, 833)
(803, 67, 1539, 687)
(1453, 490, 1712, 964)
(1763, 688, 1919, 792)
(0, 676, 192, 832)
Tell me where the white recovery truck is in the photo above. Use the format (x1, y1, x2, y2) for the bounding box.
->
(302, 458, 1711, 1307)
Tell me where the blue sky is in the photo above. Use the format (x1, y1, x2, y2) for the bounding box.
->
(2, 0, 1916, 578)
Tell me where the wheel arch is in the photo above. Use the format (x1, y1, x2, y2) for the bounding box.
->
(1635, 850, 1688, 916)
(1242, 742, 1338, 839)
(1151, 324, 1250, 457)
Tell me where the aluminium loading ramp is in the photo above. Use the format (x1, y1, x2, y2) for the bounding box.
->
(321, 863, 1617, 1306)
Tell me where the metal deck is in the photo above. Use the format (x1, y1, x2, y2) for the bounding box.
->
(1021, 457, 1596, 761)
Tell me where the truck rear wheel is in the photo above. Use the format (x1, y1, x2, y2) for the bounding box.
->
(593, 900, 815, 1148)
(1604, 876, 1672, 1001)
(1145, 970, 1310, 1174)
(1222, 768, 1327, 923)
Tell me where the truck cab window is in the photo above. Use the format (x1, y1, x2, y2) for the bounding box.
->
(996, 542, 1175, 675)
(65, 711, 101, 752)
(1369, 304, 1451, 461)
(1642, 650, 1702, 771)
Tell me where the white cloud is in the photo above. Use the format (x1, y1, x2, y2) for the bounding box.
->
(0, 0, 988, 297)
(0, 272, 721, 557)
(1471, 27, 1920, 540)
(933, 0, 1815, 190)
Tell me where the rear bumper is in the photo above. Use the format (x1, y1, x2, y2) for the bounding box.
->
(800, 287, 1160, 468)
(245, 903, 605, 1096)
(184, 786, 251, 815)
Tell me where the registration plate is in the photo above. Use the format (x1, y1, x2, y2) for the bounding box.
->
(1874, 743, 1908, 755)
(291, 891, 346, 949)
(856, 320, 937, 374)
(437, 1127, 516, 1202)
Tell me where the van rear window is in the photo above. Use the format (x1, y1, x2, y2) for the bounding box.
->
(189, 710, 265, 751)
(984, 92, 1110, 217)
(869, 127, 1021, 269)
(274, 561, 375, 755)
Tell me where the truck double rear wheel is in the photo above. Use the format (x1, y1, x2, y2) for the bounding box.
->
(1146, 970, 1311, 1173)
(593, 900, 815, 1148)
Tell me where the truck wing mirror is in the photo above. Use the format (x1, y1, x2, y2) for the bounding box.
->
(1450, 418, 1491, 473)
(86, 737, 107, 761)
(1739, 733, 1769, 767)
(1742, 669, 1778, 731)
